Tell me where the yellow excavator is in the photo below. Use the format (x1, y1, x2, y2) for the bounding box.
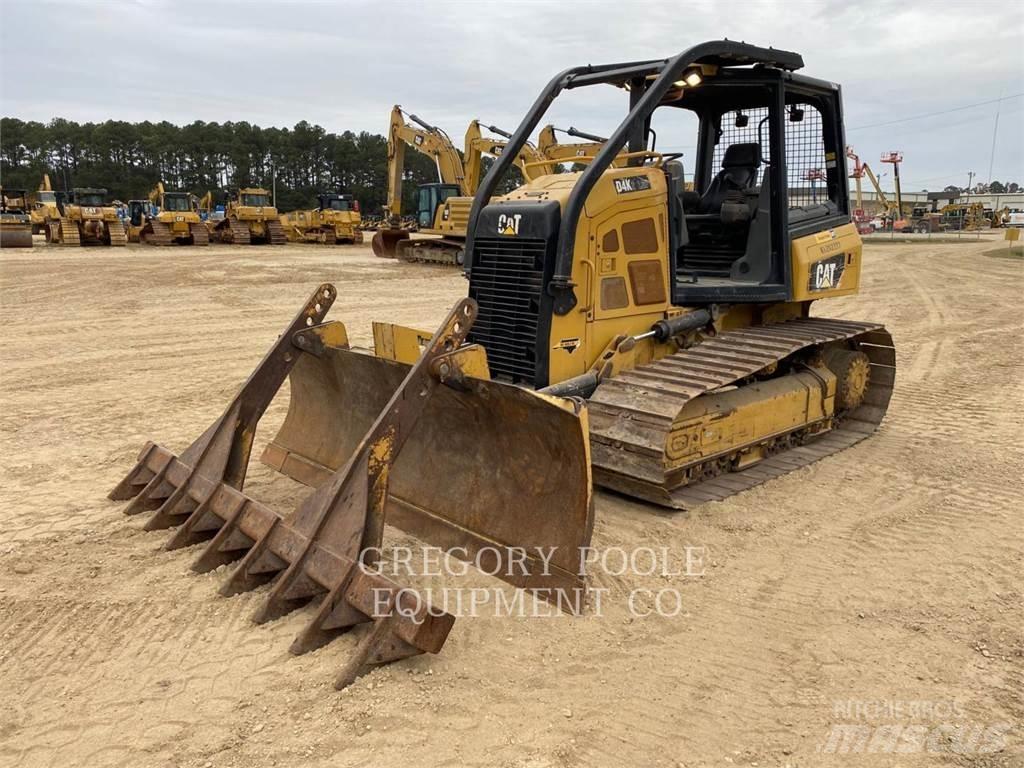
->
(44, 187, 127, 246)
(111, 42, 894, 688)
(537, 124, 631, 168)
(211, 188, 287, 245)
(0, 187, 34, 248)
(370, 105, 473, 264)
(280, 193, 363, 244)
(127, 182, 209, 246)
(30, 174, 59, 235)
(372, 106, 554, 264)
(463, 119, 554, 194)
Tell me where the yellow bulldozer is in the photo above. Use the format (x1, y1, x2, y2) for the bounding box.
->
(211, 187, 287, 245)
(0, 187, 34, 248)
(127, 182, 209, 246)
(280, 193, 364, 244)
(43, 186, 127, 246)
(111, 41, 894, 688)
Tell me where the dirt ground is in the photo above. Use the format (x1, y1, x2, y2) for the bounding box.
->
(1, 238, 1021, 768)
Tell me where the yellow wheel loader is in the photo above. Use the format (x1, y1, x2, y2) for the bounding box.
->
(281, 193, 363, 244)
(211, 188, 287, 245)
(1, 188, 34, 248)
(111, 41, 893, 687)
(45, 187, 127, 246)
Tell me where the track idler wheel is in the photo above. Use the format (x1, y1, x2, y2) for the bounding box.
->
(823, 347, 872, 410)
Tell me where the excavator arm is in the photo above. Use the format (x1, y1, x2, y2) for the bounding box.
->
(148, 182, 165, 207)
(384, 105, 467, 218)
(538, 124, 629, 167)
(463, 121, 554, 195)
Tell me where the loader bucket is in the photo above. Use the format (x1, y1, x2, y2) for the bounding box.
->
(261, 348, 594, 598)
(371, 227, 409, 258)
(109, 284, 594, 689)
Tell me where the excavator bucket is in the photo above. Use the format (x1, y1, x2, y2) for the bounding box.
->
(371, 227, 409, 258)
(109, 284, 593, 688)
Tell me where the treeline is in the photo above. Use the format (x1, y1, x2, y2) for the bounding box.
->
(0, 117, 442, 214)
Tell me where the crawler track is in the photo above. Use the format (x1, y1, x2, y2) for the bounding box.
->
(143, 220, 174, 246)
(266, 219, 288, 245)
(589, 317, 895, 508)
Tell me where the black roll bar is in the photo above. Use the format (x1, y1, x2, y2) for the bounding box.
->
(463, 40, 804, 313)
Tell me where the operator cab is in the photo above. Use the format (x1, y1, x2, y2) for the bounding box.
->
(72, 188, 108, 207)
(162, 193, 192, 212)
(417, 183, 461, 228)
(656, 68, 850, 304)
(127, 200, 149, 227)
(318, 193, 357, 212)
(241, 191, 270, 207)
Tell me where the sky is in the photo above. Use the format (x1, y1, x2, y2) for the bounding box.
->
(1, 0, 1022, 191)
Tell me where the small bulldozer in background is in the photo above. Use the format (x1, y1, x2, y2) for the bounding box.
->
(0, 187, 34, 248)
(127, 183, 209, 245)
(211, 188, 287, 245)
(44, 187, 127, 246)
(281, 193, 363, 244)
(111, 40, 894, 688)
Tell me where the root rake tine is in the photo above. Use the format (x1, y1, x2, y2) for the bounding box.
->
(122, 451, 174, 516)
(219, 517, 283, 597)
(108, 442, 158, 501)
(190, 496, 249, 572)
(289, 565, 364, 655)
(165, 485, 219, 551)
(142, 480, 195, 531)
(251, 553, 325, 625)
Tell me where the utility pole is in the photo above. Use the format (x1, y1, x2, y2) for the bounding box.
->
(966, 171, 975, 198)
(271, 161, 277, 208)
(987, 90, 1002, 188)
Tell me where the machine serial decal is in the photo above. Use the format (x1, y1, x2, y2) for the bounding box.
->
(553, 337, 582, 353)
(613, 176, 653, 194)
(497, 213, 522, 235)
(808, 253, 846, 291)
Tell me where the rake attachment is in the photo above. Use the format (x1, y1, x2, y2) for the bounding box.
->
(109, 284, 595, 688)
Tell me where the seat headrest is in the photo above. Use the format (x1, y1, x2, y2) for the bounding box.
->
(722, 143, 762, 169)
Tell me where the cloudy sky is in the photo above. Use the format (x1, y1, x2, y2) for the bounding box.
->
(2, 0, 1022, 190)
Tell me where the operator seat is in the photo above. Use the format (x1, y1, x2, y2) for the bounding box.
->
(697, 143, 762, 214)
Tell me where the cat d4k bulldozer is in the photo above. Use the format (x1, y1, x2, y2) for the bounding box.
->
(212, 188, 286, 245)
(111, 41, 894, 688)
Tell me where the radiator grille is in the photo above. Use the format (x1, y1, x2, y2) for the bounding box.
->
(468, 237, 546, 385)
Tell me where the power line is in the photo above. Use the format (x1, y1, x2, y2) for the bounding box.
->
(848, 93, 1024, 131)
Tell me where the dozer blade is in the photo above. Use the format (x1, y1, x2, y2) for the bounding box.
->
(371, 227, 409, 258)
(110, 284, 594, 688)
(261, 344, 594, 599)
(0, 224, 33, 248)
